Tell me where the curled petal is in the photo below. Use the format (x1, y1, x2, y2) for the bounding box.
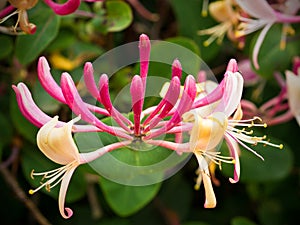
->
(37, 116, 80, 165)
(224, 134, 240, 183)
(12, 83, 54, 127)
(214, 71, 244, 117)
(252, 23, 273, 69)
(44, 0, 80, 15)
(59, 167, 76, 219)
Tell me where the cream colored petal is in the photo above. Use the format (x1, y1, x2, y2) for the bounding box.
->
(189, 111, 227, 152)
(37, 116, 80, 165)
(58, 167, 76, 219)
(209, 1, 231, 22)
(202, 169, 217, 208)
(286, 71, 300, 125)
(194, 153, 217, 208)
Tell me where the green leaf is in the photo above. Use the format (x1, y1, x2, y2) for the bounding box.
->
(148, 36, 201, 80)
(99, 177, 161, 217)
(0, 35, 13, 60)
(32, 81, 61, 113)
(231, 217, 258, 225)
(169, 0, 221, 62)
(250, 24, 300, 79)
(221, 135, 293, 182)
(45, 29, 76, 52)
(10, 91, 38, 143)
(15, 4, 60, 65)
(105, 0, 133, 32)
(21, 143, 87, 203)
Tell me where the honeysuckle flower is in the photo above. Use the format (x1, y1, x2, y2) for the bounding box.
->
(13, 34, 279, 215)
(0, 0, 37, 34)
(286, 56, 300, 125)
(235, 0, 300, 69)
(29, 115, 130, 218)
(197, 0, 245, 48)
(241, 57, 300, 126)
(180, 59, 283, 208)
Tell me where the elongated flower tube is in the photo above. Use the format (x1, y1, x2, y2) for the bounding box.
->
(235, 0, 300, 69)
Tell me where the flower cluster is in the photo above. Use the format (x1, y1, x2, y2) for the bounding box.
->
(13, 34, 282, 218)
(240, 56, 300, 126)
(199, 0, 300, 68)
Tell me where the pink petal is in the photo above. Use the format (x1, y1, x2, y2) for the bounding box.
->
(226, 59, 238, 73)
(12, 83, 54, 127)
(83, 62, 101, 102)
(130, 75, 144, 135)
(143, 76, 181, 126)
(139, 34, 151, 81)
(99, 74, 132, 131)
(60, 73, 132, 139)
(235, 0, 276, 20)
(38, 56, 66, 103)
(44, 0, 81, 16)
(145, 75, 196, 139)
(12, 83, 101, 132)
(171, 59, 182, 79)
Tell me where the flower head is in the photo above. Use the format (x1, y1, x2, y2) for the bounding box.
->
(235, 0, 300, 69)
(13, 34, 281, 215)
(29, 116, 82, 219)
(198, 0, 243, 47)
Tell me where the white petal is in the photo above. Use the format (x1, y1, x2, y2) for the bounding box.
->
(286, 71, 300, 125)
(215, 72, 244, 117)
